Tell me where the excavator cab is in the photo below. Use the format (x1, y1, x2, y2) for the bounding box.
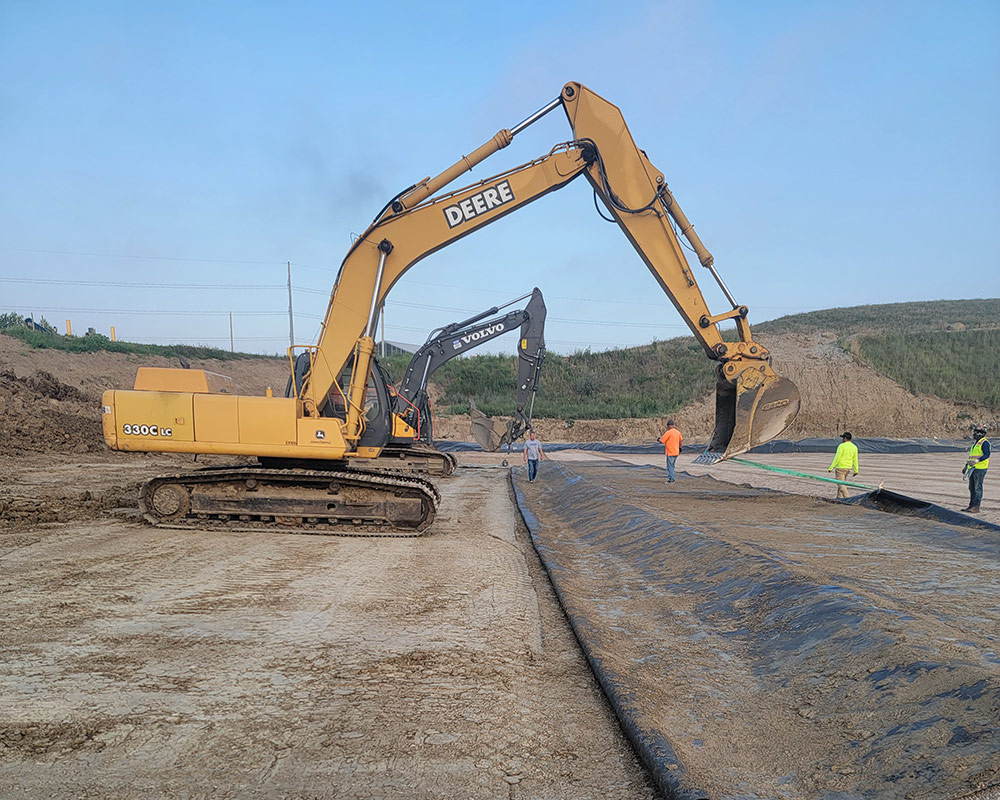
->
(285, 350, 396, 452)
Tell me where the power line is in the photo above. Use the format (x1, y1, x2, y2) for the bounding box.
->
(0, 277, 283, 290)
(5, 275, 807, 315)
(546, 339, 646, 348)
(293, 282, 808, 315)
(4, 305, 290, 316)
(0, 247, 289, 266)
(550, 317, 687, 329)
(127, 336, 290, 343)
(6, 301, 685, 329)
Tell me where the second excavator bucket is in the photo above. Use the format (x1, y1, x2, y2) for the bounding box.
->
(470, 403, 530, 452)
(470, 403, 507, 451)
(693, 363, 800, 464)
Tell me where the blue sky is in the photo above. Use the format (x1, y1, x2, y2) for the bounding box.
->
(1, 0, 998, 355)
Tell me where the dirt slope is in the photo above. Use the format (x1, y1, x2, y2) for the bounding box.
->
(760, 331, 983, 438)
(438, 331, 989, 443)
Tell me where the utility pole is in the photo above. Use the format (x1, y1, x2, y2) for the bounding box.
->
(287, 261, 294, 349)
(229, 312, 234, 353)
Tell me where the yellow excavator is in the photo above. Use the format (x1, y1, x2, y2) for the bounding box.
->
(102, 81, 800, 536)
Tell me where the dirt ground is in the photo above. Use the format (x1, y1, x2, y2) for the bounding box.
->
(3, 449, 998, 797)
(0, 451, 657, 799)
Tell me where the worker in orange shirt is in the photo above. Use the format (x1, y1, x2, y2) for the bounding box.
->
(659, 420, 683, 483)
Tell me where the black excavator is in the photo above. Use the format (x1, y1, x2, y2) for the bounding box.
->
(390, 288, 546, 452)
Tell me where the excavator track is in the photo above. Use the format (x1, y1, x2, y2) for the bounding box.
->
(351, 443, 457, 476)
(139, 467, 439, 537)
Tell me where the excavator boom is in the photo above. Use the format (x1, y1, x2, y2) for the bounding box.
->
(559, 84, 800, 460)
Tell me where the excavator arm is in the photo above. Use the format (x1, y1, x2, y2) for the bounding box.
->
(503, 287, 546, 447)
(302, 82, 798, 461)
(396, 288, 546, 448)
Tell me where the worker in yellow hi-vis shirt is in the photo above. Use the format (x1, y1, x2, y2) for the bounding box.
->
(828, 432, 859, 498)
(963, 426, 990, 513)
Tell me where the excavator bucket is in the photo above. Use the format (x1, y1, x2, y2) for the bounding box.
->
(693, 364, 800, 464)
(470, 404, 507, 451)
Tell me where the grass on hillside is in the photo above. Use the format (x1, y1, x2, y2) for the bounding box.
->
(847, 328, 1000, 408)
(384, 339, 717, 419)
(0, 326, 276, 361)
(758, 298, 1000, 335)
(386, 297, 1000, 419)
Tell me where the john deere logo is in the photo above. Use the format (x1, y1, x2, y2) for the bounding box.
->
(444, 181, 514, 228)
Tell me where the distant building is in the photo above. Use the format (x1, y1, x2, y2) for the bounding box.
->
(378, 340, 416, 357)
(23, 317, 49, 332)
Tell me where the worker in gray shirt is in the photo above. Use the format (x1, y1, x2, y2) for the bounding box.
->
(523, 430, 544, 483)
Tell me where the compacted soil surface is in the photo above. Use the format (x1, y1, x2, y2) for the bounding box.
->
(0, 452, 655, 799)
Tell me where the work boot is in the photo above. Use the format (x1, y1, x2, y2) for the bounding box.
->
(968, 506, 981, 513)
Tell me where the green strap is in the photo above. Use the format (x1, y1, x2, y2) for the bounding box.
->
(729, 457, 877, 491)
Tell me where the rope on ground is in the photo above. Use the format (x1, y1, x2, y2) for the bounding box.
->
(729, 458, 883, 492)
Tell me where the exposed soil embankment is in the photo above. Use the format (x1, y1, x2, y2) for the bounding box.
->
(0, 369, 104, 454)
(760, 332, 986, 439)
(437, 331, 993, 443)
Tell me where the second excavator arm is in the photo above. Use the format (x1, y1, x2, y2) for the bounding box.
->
(302, 82, 799, 462)
(396, 288, 546, 447)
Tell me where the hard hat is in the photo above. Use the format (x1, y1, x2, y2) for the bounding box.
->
(973, 426, 987, 437)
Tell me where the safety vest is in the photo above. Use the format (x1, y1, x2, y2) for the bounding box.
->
(969, 437, 990, 470)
